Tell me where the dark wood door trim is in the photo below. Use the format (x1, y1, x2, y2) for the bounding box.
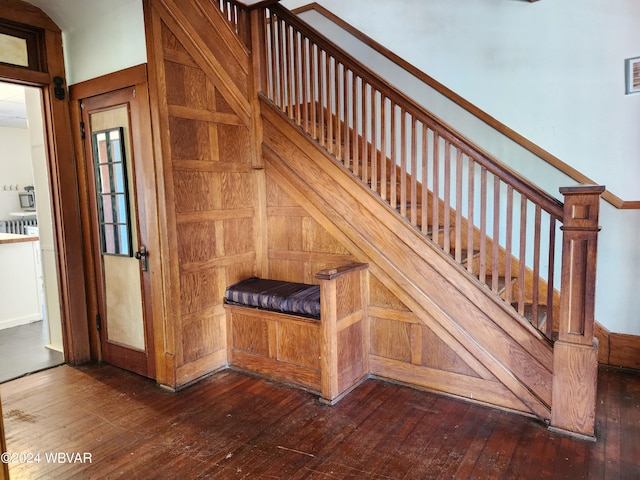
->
(0, 0, 91, 364)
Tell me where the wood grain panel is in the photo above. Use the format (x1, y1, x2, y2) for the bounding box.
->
(182, 311, 225, 364)
(277, 321, 321, 370)
(177, 221, 217, 264)
(609, 333, 640, 370)
(370, 275, 410, 311)
(164, 61, 208, 109)
(370, 317, 412, 363)
(230, 350, 321, 391)
(550, 341, 598, 438)
(421, 326, 479, 378)
(336, 273, 359, 319)
(338, 322, 363, 372)
(269, 216, 304, 252)
(223, 217, 255, 256)
(266, 175, 299, 206)
(231, 313, 271, 357)
(218, 124, 251, 163)
(221, 172, 254, 208)
(169, 117, 211, 161)
(180, 268, 219, 315)
(303, 218, 352, 255)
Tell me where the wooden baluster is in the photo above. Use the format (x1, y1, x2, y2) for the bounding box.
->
(532, 205, 542, 329)
(325, 54, 332, 150)
(278, 17, 286, 110)
(400, 110, 407, 218)
(504, 186, 514, 305)
(311, 44, 317, 140)
(551, 185, 604, 439)
(371, 89, 377, 193)
(390, 102, 397, 210)
(361, 81, 367, 185)
(454, 150, 463, 263)
(421, 124, 429, 235)
(479, 167, 487, 284)
(517, 196, 527, 316)
(380, 96, 387, 201)
(546, 217, 557, 338)
(284, 24, 295, 123)
(301, 36, 309, 133)
(344, 69, 351, 169)
(292, 29, 300, 126)
(342, 66, 348, 165)
(268, 12, 277, 102)
(492, 175, 500, 293)
(317, 49, 324, 146)
(431, 132, 439, 244)
(443, 140, 451, 252)
(352, 75, 359, 179)
(410, 117, 418, 227)
(467, 159, 475, 274)
(263, 10, 270, 98)
(334, 61, 341, 161)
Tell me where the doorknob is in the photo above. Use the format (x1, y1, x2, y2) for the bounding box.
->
(135, 245, 148, 271)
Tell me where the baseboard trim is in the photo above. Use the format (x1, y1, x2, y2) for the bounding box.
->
(595, 322, 640, 371)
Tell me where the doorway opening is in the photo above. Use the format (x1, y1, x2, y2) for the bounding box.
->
(0, 80, 64, 383)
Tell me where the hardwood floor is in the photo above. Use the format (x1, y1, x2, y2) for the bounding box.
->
(1, 364, 638, 479)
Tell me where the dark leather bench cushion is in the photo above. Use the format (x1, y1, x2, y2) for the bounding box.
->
(225, 277, 321, 319)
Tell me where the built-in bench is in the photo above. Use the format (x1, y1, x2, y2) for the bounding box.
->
(224, 262, 369, 404)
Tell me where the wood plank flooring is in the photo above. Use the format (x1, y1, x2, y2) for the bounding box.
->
(0, 364, 638, 479)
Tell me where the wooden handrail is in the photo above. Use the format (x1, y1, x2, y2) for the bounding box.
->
(292, 3, 639, 211)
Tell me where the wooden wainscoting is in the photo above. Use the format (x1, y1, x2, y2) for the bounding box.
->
(144, 0, 260, 387)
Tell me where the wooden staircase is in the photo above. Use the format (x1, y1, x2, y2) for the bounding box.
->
(210, 0, 602, 438)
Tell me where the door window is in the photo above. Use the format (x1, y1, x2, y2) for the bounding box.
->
(92, 127, 132, 257)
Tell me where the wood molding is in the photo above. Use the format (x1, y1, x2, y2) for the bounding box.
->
(608, 333, 640, 371)
(0, 2, 91, 364)
(69, 64, 147, 97)
(292, 3, 639, 210)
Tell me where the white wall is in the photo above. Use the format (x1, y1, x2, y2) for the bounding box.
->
(282, 0, 640, 335)
(61, 0, 147, 85)
(282, 0, 640, 200)
(0, 126, 33, 219)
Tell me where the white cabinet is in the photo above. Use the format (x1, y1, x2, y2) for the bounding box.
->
(0, 233, 42, 330)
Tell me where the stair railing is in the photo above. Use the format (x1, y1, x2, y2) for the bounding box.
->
(261, 4, 574, 338)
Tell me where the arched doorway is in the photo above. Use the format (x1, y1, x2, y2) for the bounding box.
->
(0, 0, 91, 364)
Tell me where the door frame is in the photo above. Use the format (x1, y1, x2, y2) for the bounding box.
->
(69, 65, 163, 380)
(0, 1, 90, 364)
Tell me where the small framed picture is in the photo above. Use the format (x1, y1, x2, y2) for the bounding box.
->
(625, 57, 640, 94)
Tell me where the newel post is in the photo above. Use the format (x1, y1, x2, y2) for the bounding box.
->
(550, 185, 605, 439)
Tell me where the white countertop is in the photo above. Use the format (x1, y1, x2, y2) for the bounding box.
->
(0, 233, 39, 245)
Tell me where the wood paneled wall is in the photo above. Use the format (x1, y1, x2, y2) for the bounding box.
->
(265, 166, 531, 413)
(145, 0, 260, 388)
(266, 177, 356, 281)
